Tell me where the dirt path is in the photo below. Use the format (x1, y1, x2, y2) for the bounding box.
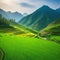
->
(0, 49, 4, 60)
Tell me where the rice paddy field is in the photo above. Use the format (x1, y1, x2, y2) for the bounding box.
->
(0, 33, 60, 60)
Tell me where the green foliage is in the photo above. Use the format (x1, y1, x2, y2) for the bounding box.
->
(39, 19, 60, 43)
(0, 34, 60, 60)
(0, 14, 10, 28)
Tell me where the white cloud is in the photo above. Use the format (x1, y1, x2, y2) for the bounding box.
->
(0, 0, 60, 14)
(0, 0, 36, 14)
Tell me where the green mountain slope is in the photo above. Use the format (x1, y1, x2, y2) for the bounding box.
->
(19, 5, 60, 31)
(40, 19, 60, 36)
(0, 14, 24, 33)
(40, 19, 60, 43)
(0, 14, 35, 37)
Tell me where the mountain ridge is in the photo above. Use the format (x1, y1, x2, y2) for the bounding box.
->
(0, 8, 23, 22)
(19, 5, 60, 31)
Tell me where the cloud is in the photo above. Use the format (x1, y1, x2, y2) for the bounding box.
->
(45, 0, 60, 8)
(45, 0, 60, 4)
(0, 1, 11, 10)
(0, 0, 36, 14)
(29, 0, 60, 9)
(0, 0, 60, 14)
(30, 0, 60, 3)
(30, 0, 41, 2)
(20, 2, 35, 8)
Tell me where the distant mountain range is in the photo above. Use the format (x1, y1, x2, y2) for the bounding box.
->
(19, 5, 60, 31)
(0, 9, 23, 22)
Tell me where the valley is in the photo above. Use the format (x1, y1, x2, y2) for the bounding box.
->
(0, 5, 60, 60)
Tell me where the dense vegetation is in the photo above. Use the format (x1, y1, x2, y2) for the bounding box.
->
(0, 14, 10, 28)
(0, 5, 60, 60)
(40, 19, 60, 43)
(0, 34, 60, 60)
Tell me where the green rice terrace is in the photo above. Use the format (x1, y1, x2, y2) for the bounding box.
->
(0, 17, 60, 60)
(0, 33, 60, 60)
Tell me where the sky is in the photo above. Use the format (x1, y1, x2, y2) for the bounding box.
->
(0, 0, 60, 14)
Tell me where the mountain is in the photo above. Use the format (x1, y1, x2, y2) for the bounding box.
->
(19, 5, 60, 31)
(0, 9, 8, 19)
(0, 9, 23, 22)
(0, 14, 27, 34)
(0, 14, 35, 36)
(56, 8, 60, 13)
(40, 18, 60, 36)
(7, 11, 23, 22)
(23, 13, 28, 16)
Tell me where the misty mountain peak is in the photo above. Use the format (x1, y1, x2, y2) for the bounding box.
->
(39, 5, 53, 11)
(8, 11, 11, 13)
(0, 8, 23, 22)
(0, 8, 5, 12)
(0, 8, 2, 10)
(41, 5, 49, 8)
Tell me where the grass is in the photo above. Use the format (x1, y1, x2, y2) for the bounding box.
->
(0, 33, 60, 60)
(40, 24, 60, 33)
(51, 36, 60, 41)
